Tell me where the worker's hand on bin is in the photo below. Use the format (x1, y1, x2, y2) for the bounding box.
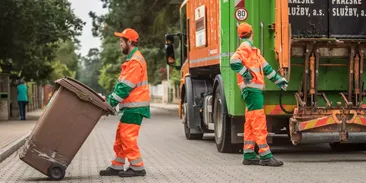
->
(106, 94, 119, 107)
(112, 108, 118, 115)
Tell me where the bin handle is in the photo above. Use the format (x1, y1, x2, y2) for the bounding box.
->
(63, 77, 104, 101)
(59, 79, 93, 102)
(76, 92, 92, 102)
(55, 77, 115, 114)
(61, 80, 103, 107)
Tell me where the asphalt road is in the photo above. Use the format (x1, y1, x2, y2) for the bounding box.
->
(1, 108, 366, 183)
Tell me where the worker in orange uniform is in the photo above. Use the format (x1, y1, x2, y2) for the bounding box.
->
(99, 28, 150, 177)
(230, 22, 288, 167)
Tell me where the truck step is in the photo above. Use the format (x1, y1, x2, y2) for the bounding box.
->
(237, 133, 288, 138)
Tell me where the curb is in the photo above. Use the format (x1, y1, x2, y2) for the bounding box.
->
(0, 131, 31, 163)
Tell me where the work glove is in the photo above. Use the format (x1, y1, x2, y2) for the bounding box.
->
(242, 70, 253, 83)
(276, 78, 288, 91)
(107, 94, 119, 107)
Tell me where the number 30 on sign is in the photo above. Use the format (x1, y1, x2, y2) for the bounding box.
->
(235, 8, 248, 21)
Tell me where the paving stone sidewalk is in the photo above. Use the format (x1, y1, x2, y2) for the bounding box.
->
(0, 103, 175, 160)
(2, 108, 366, 183)
(0, 109, 44, 162)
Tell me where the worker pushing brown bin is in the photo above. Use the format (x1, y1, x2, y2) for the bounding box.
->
(19, 77, 115, 180)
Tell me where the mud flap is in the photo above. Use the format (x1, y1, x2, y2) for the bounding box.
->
(230, 116, 244, 144)
(185, 76, 213, 134)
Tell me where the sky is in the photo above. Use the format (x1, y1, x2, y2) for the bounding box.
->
(68, 0, 108, 57)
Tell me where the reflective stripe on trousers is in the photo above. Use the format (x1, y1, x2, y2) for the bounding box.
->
(110, 157, 125, 170)
(129, 157, 145, 171)
(244, 109, 272, 157)
(243, 140, 256, 153)
(109, 164, 124, 170)
(112, 122, 145, 170)
(258, 144, 271, 156)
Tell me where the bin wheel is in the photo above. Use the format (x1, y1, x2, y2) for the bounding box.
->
(48, 164, 65, 180)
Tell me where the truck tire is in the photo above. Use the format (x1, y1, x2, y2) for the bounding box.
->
(213, 81, 241, 153)
(183, 91, 203, 140)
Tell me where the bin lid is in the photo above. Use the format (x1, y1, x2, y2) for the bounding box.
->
(55, 77, 115, 115)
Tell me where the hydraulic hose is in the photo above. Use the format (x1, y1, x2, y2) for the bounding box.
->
(279, 89, 294, 114)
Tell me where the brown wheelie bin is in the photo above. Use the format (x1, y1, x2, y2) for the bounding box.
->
(19, 77, 115, 180)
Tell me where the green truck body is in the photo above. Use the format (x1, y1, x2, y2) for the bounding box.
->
(165, 0, 366, 153)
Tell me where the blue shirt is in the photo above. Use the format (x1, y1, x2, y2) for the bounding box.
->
(17, 84, 28, 101)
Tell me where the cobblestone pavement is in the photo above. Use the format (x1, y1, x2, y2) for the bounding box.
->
(1, 108, 366, 183)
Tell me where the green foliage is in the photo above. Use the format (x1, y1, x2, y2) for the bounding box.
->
(170, 67, 180, 85)
(90, 0, 181, 91)
(98, 63, 120, 92)
(0, 0, 84, 82)
(55, 39, 80, 73)
(48, 60, 76, 82)
(45, 39, 80, 84)
(77, 48, 106, 94)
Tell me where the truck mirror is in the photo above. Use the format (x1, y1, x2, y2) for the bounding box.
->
(165, 34, 176, 66)
(165, 43, 175, 66)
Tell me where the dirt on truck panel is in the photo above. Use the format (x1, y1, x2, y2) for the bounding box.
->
(289, 0, 366, 38)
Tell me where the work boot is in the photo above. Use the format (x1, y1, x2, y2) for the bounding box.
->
(119, 168, 146, 177)
(99, 167, 122, 176)
(259, 157, 284, 167)
(242, 157, 260, 165)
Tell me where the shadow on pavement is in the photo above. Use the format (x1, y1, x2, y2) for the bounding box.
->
(24, 175, 103, 182)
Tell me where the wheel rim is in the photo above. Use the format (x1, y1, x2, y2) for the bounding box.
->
(215, 98, 223, 141)
(51, 167, 63, 179)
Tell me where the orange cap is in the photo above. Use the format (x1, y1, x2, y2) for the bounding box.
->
(114, 28, 139, 42)
(237, 22, 252, 38)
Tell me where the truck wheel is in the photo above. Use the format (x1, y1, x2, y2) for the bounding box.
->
(213, 84, 240, 153)
(183, 95, 203, 140)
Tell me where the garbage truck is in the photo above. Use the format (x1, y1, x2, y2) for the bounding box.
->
(165, 0, 366, 153)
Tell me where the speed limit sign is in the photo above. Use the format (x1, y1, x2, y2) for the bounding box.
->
(235, 8, 248, 21)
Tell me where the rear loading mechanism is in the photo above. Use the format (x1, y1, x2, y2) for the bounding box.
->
(290, 39, 366, 145)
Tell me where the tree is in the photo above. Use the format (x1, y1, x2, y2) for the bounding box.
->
(77, 48, 106, 94)
(90, 0, 181, 91)
(0, 0, 84, 82)
(47, 39, 80, 83)
(54, 39, 80, 73)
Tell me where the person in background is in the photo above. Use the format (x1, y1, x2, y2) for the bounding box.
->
(17, 79, 28, 120)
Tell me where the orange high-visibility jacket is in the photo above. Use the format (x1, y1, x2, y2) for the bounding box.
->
(230, 41, 284, 91)
(110, 49, 150, 109)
